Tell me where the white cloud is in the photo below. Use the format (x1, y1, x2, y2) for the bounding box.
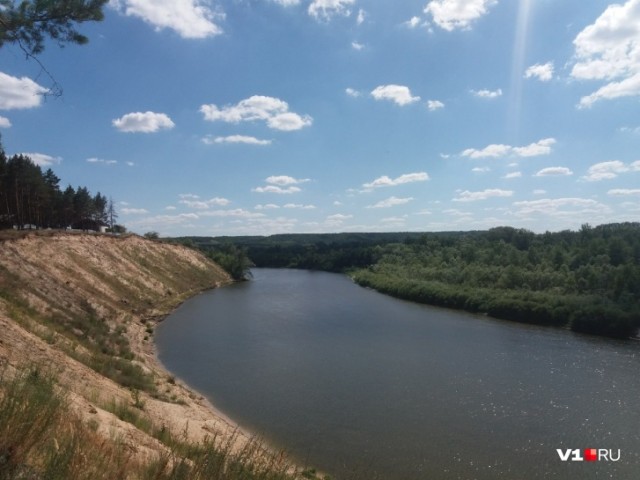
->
(503, 171, 522, 179)
(255, 204, 280, 210)
(351, 41, 365, 50)
(571, 0, 640, 107)
(266, 175, 310, 185)
(21, 153, 62, 167)
(462, 138, 556, 159)
(200, 95, 312, 131)
(283, 203, 316, 209)
(462, 143, 512, 159)
(0, 72, 48, 110)
(404, 16, 423, 29)
(252, 185, 302, 194)
(424, 0, 497, 31)
(367, 196, 413, 208)
(513, 198, 610, 217)
(121, 208, 150, 215)
(272, 0, 300, 5)
(524, 62, 554, 82)
(535, 167, 573, 177)
(308, 0, 355, 21)
(453, 189, 513, 202)
(582, 160, 630, 181)
(165, 206, 177, 211)
(471, 88, 502, 98)
(371, 85, 420, 106)
(362, 172, 429, 190)
(203, 135, 272, 145)
(110, 0, 223, 38)
(345, 87, 362, 97)
(608, 189, 640, 196)
(180, 197, 231, 209)
(472, 166, 490, 173)
(512, 138, 556, 157)
(199, 209, 265, 219)
(427, 99, 445, 111)
(86, 157, 117, 165)
(357, 8, 365, 25)
(179, 193, 200, 199)
(533, 189, 546, 195)
(0, 116, 12, 128)
(112, 111, 175, 133)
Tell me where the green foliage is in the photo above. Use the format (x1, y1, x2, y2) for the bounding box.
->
(351, 224, 640, 338)
(203, 243, 252, 281)
(0, 147, 116, 230)
(144, 231, 160, 240)
(0, 0, 108, 55)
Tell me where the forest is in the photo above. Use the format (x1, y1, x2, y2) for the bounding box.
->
(181, 224, 640, 339)
(0, 145, 120, 231)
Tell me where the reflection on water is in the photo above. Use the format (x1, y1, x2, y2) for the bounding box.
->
(156, 269, 640, 479)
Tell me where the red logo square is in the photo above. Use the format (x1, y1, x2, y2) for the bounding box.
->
(584, 449, 598, 462)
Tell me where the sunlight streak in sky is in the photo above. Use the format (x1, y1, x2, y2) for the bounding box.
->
(508, 0, 534, 143)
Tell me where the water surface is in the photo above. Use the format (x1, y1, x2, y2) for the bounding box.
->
(156, 269, 640, 479)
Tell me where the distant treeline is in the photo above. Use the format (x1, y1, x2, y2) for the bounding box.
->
(179, 224, 640, 339)
(0, 147, 121, 231)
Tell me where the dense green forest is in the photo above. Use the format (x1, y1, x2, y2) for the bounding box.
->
(0, 145, 121, 231)
(179, 224, 640, 339)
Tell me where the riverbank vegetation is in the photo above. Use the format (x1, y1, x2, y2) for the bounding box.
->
(0, 366, 324, 480)
(182, 223, 640, 338)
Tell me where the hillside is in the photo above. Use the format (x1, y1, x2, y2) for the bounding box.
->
(0, 232, 268, 475)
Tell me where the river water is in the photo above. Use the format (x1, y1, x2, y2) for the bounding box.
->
(155, 269, 640, 479)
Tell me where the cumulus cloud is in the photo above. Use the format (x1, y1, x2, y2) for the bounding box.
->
(203, 135, 272, 145)
(352, 41, 365, 50)
(345, 87, 362, 97)
(255, 204, 280, 210)
(535, 167, 573, 177)
(362, 172, 429, 190)
(0, 72, 49, 110)
(21, 153, 62, 167)
(503, 171, 522, 179)
(582, 160, 634, 181)
(471, 88, 502, 98)
(427, 99, 445, 111)
(198, 209, 265, 219)
(253, 185, 302, 194)
(283, 203, 316, 209)
(453, 189, 513, 202)
(112, 111, 175, 133)
(272, 0, 300, 5)
(357, 8, 365, 24)
(524, 62, 554, 81)
(371, 85, 420, 106)
(367, 196, 413, 208)
(462, 138, 556, 159)
(308, 0, 355, 21)
(86, 157, 117, 165)
(513, 198, 610, 217)
(608, 189, 640, 196)
(121, 208, 149, 215)
(266, 175, 310, 186)
(571, 0, 640, 107)
(110, 0, 224, 38)
(424, 0, 497, 31)
(404, 16, 423, 29)
(200, 95, 312, 131)
(0, 116, 11, 128)
(179, 197, 231, 209)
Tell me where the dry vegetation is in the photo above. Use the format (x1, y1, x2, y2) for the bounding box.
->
(0, 232, 326, 479)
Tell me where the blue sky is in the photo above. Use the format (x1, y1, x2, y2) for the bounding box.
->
(1, 0, 639, 236)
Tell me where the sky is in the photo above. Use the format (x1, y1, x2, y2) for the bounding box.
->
(1, 0, 639, 236)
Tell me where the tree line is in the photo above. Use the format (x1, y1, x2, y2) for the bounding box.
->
(0, 146, 122, 232)
(183, 225, 640, 339)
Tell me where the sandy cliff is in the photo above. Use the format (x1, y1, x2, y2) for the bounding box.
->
(0, 232, 237, 462)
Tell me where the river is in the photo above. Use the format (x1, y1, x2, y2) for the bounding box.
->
(155, 268, 640, 479)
